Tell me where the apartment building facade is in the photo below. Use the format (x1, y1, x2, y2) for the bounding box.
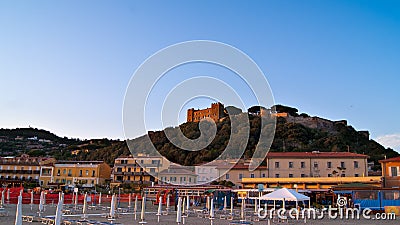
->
(159, 165, 198, 185)
(266, 151, 368, 178)
(216, 160, 268, 188)
(0, 154, 55, 187)
(112, 155, 169, 186)
(48, 161, 111, 188)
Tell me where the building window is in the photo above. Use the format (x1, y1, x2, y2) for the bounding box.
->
(117, 167, 122, 172)
(68, 169, 72, 176)
(354, 161, 359, 169)
(313, 162, 319, 168)
(340, 162, 345, 168)
(239, 174, 243, 179)
(86, 170, 89, 176)
(63, 169, 66, 174)
(328, 174, 332, 177)
(275, 174, 280, 178)
(150, 168, 156, 173)
(128, 167, 131, 172)
(341, 174, 346, 177)
(79, 170, 82, 176)
(250, 173, 255, 178)
(151, 160, 160, 165)
(225, 174, 230, 179)
(301, 162, 305, 168)
(327, 162, 332, 168)
(57, 169, 60, 175)
(262, 173, 266, 178)
(275, 162, 280, 168)
(92, 171, 95, 177)
(354, 174, 359, 177)
(390, 167, 398, 177)
(289, 174, 293, 178)
(301, 174, 305, 177)
(289, 162, 293, 168)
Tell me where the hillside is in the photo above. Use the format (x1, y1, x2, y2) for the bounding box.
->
(127, 113, 398, 168)
(0, 106, 398, 169)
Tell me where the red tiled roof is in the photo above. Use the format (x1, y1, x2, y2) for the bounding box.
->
(266, 151, 368, 158)
(379, 156, 400, 163)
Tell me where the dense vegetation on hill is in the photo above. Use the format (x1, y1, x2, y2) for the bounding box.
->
(128, 114, 398, 167)
(0, 106, 398, 169)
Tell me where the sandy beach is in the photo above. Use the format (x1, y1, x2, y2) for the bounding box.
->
(0, 201, 398, 225)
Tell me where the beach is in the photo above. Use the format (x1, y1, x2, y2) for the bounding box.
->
(0, 201, 398, 225)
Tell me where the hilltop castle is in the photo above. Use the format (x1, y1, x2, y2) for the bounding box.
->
(187, 102, 225, 122)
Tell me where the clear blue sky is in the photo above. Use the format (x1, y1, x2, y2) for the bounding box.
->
(0, 1, 399, 152)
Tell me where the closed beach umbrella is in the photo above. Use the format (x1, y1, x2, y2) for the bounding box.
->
(55, 193, 64, 225)
(134, 195, 138, 220)
(210, 198, 214, 218)
(14, 194, 22, 225)
(186, 196, 190, 211)
(157, 196, 162, 222)
(128, 193, 132, 208)
(176, 197, 182, 224)
(140, 195, 146, 222)
(39, 191, 45, 214)
(166, 194, 170, 212)
(1, 189, 5, 207)
(74, 192, 78, 209)
(254, 197, 258, 213)
(223, 197, 227, 211)
(110, 194, 116, 218)
(182, 197, 186, 215)
(230, 197, 234, 215)
(7, 189, 10, 203)
(206, 196, 210, 210)
(98, 192, 102, 205)
(240, 198, 245, 221)
(209, 198, 215, 225)
(82, 193, 88, 217)
(30, 191, 34, 205)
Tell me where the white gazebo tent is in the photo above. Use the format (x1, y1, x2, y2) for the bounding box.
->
(259, 188, 310, 209)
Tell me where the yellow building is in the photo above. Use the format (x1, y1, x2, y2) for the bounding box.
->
(241, 176, 382, 190)
(380, 156, 400, 188)
(51, 161, 111, 188)
(0, 154, 55, 187)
